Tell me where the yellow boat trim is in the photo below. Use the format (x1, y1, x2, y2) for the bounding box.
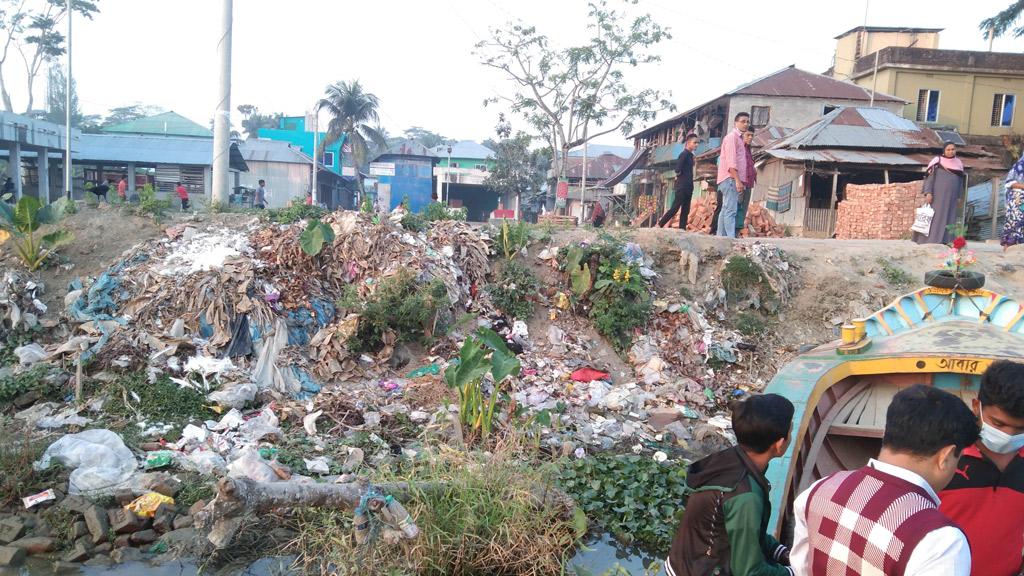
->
(979, 296, 1003, 324)
(1005, 307, 1024, 332)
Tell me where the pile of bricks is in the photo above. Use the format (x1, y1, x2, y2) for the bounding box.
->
(662, 196, 784, 237)
(834, 180, 923, 240)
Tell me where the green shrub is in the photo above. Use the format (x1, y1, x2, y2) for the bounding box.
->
(559, 454, 687, 550)
(401, 211, 427, 232)
(345, 271, 448, 352)
(497, 220, 531, 260)
(487, 260, 538, 320)
(136, 184, 171, 223)
(262, 202, 327, 224)
(102, 371, 212, 424)
(721, 255, 777, 311)
(735, 311, 768, 337)
(876, 257, 912, 287)
(0, 364, 60, 404)
(424, 201, 466, 222)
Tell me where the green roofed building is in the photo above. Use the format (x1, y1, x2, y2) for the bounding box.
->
(102, 111, 212, 139)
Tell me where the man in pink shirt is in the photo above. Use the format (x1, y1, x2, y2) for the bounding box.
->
(716, 112, 750, 238)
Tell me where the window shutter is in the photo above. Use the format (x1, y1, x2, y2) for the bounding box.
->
(992, 94, 1003, 127)
(916, 90, 929, 122)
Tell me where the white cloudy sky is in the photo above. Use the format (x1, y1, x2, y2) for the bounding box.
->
(9, 0, 1024, 147)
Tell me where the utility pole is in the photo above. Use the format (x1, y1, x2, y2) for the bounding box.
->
(64, 0, 72, 200)
(445, 145, 452, 204)
(869, 50, 879, 107)
(311, 105, 318, 206)
(211, 0, 233, 207)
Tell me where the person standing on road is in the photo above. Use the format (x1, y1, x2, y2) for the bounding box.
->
(255, 179, 267, 209)
(176, 181, 190, 212)
(659, 133, 699, 229)
(1000, 152, 1024, 251)
(716, 112, 750, 238)
(735, 128, 756, 235)
(914, 142, 965, 245)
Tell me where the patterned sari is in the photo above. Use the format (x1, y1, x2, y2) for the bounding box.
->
(1002, 154, 1024, 248)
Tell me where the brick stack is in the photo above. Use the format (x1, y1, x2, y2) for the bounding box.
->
(662, 196, 783, 237)
(834, 180, 923, 240)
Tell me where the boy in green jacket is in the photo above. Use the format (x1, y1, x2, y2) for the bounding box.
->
(666, 394, 794, 576)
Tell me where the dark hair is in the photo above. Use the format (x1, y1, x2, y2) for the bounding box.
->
(732, 393, 794, 453)
(685, 134, 699, 143)
(176, 181, 182, 186)
(258, 179, 265, 184)
(735, 112, 750, 121)
(883, 385, 979, 457)
(980, 360, 1024, 418)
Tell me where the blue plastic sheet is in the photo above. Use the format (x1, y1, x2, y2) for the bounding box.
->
(292, 366, 322, 399)
(65, 254, 148, 360)
(285, 299, 336, 346)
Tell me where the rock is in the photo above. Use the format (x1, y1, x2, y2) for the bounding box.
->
(64, 541, 91, 562)
(114, 488, 136, 506)
(83, 505, 110, 545)
(664, 421, 693, 443)
(93, 542, 112, 554)
(108, 508, 143, 535)
(113, 535, 131, 548)
(52, 560, 80, 573)
(0, 517, 26, 544)
(83, 554, 113, 568)
(12, 390, 41, 409)
(111, 546, 142, 564)
(187, 500, 207, 517)
(152, 505, 176, 534)
(129, 529, 157, 545)
(142, 473, 182, 498)
(59, 495, 91, 515)
(0, 546, 26, 567)
(648, 407, 681, 431)
(71, 521, 89, 541)
(172, 515, 193, 530)
(8, 536, 56, 554)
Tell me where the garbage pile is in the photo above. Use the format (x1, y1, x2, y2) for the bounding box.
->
(56, 212, 492, 406)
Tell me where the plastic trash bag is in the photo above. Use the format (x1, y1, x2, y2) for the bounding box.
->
(35, 429, 137, 496)
(226, 446, 280, 483)
(207, 381, 257, 409)
(177, 451, 227, 476)
(14, 343, 47, 366)
(125, 492, 175, 518)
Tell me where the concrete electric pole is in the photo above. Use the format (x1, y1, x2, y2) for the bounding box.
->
(212, 0, 233, 207)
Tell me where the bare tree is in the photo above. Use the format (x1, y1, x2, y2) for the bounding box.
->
(476, 0, 673, 187)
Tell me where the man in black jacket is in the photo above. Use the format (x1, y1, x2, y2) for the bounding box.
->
(659, 133, 699, 229)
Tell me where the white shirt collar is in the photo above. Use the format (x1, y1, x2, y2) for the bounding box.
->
(868, 458, 941, 505)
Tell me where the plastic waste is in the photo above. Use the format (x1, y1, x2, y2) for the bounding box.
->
(238, 407, 281, 442)
(303, 456, 330, 474)
(177, 451, 227, 476)
(208, 408, 245, 431)
(125, 492, 175, 518)
(570, 367, 609, 383)
(227, 446, 280, 483)
(35, 429, 137, 496)
(144, 451, 174, 470)
(407, 364, 441, 378)
(207, 381, 257, 409)
(14, 343, 47, 366)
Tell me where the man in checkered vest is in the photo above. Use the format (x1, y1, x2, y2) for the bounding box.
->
(791, 385, 979, 576)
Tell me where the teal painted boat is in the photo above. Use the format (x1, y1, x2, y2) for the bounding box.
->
(762, 284, 1024, 541)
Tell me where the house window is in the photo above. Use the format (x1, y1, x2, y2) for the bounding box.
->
(992, 93, 1016, 127)
(916, 89, 940, 123)
(475, 164, 488, 171)
(750, 106, 770, 127)
(823, 104, 839, 115)
(321, 151, 335, 166)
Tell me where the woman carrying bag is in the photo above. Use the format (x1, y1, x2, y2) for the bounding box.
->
(913, 142, 964, 244)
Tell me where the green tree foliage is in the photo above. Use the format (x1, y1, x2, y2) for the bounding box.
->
(403, 126, 452, 149)
(485, 114, 546, 211)
(981, 1, 1024, 39)
(102, 103, 164, 127)
(318, 80, 388, 200)
(41, 67, 99, 130)
(476, 0, 673, 182)
(237, 104, 283, 139)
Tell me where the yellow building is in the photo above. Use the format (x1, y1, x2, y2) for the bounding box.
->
(830, 26, 942, 81)
(847, 47, 1024, 137)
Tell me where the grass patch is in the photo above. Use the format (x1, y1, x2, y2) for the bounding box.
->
(0, 329, 37, 368)
(487, 260, 538, 320)
(262, 202, 327, 225)
(735, 312, 769, 337)
(100, 371, 213, 425)
(0, 419, 64, 508)
(0, 364, 63, 405)
(559, 454, 687, 550)
(175, 473, 215, 509)
(721, 255, 778, 311)
(288, 451, 576, 576)
(876, 257, 913, 287)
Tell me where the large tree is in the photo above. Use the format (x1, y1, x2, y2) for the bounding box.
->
(318, 80, 387, 196)
(980, 1, 1024, 39)
(476, 0, 673, 189)
(0, 0, 100, 113)
(484, 113, 545, 210)
(403, 126, 452, 149)
(38, 65, 97, 129)
(102, 103, 163, 127)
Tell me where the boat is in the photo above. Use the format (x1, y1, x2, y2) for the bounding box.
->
(762, 281, 1024, 541)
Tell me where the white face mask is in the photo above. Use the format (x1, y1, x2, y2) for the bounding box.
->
(979, 405, 1024, 454)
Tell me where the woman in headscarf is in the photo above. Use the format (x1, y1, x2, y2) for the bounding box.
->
(913, 142, 965, 245)
(1001, 152, 1024, 251)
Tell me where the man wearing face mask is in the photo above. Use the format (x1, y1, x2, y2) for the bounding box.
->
(940, 360, 1024, 576)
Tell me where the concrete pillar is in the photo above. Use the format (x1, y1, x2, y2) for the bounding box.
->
(435, 174, 443, 203)
(38, 150, 49, 205)
(8, 141, 22, 200)
(127, 163, 137, 196)
(203, 166, 212, 200)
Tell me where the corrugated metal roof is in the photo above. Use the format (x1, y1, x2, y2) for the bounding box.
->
(764, 149, 924, 166)
(767, 107, 940, 151)
(240, 138, 314, 164)
(430, 140, 494, 160)
(565, 152, 629, 179)
(102, 111, 212, 138)
(730, 66, 905, 103)
(78, 133, 213, 165)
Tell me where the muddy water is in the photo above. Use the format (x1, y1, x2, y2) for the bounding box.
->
(566, 533, 667, 575)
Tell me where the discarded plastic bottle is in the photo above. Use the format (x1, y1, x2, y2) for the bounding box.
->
(353, 509, 371, 545)
(385, 499, 419, 539)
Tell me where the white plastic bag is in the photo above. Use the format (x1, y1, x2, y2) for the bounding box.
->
(911, 203, 934, 235)
(14, 343, 48, 366)
(35, 429, 137, 496)
(178, 450, 227, 476)
(226, 446, 279, 483)
(207, 381, 257, 409)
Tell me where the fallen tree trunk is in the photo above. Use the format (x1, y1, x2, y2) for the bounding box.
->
(199, 476, 575, 549)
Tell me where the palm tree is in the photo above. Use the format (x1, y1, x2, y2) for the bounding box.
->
(981, 1, 1024, 39)
(318, 80, 387, 199)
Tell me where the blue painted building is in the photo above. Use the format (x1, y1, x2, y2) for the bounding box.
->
(370, 140, 438, 213)
(260, 115, 346, 176)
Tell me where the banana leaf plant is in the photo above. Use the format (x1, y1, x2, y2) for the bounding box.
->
(0, 196, 74, 272)
(444, 327, 522, 440)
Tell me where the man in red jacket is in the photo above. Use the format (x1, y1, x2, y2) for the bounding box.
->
(175, 181, 189, 211)
(941, 360, 1024, 576)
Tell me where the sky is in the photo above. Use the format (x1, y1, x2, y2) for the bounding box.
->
(9, 0, 1024, 149)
